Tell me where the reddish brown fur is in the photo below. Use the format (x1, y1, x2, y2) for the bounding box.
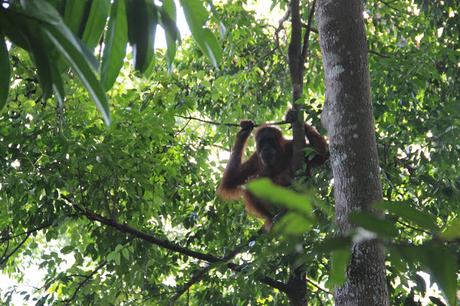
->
(217, 122, 328, 230)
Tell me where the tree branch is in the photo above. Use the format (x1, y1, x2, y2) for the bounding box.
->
(175, 115, 290, 128)
(73, 205, 287, 292)
(0, 222, 53, 243)
(288, 0, 307, 171)
(306, 276, 332, 295)
(368, 49, 390, 58)
(301, 0, 317, 62)
(79, 208, 220, 262)
(275, 8, 291, 50)
(63, 261, 107, 305)
(0, 233, 31, 266)
(170, 228, 266, 303)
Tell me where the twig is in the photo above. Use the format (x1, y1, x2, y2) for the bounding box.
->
(0, 223, 53, 243)
(301, 0, 317, 62)
(306, 276, 332, 295)
(170, 228, 265, 303)
(275, 8, 291, 49)
(396, 220, 431, 235)
(175, 115, 290, 128)
(0, 233, 31, 266)
(175, 117, 192, 136)
(176, 115, 239, 127)
(380, 0, 403, 13)
(63, 261, 107, 305)
(169, 265, 212, 305)
(0, 240, 9, 261)
(368, 49, 390, 58)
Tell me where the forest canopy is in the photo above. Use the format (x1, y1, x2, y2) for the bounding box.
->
(0, 0, 459, 305)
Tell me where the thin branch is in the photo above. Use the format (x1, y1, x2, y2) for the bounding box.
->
(176, 115, 239, 127)
(63, 261, 107, 305)
(302, 23, 318, 33)
(78, 207, 219, 262)
(380, 0, 403, 13)
(169, 265, 212, 305)
(0, 222, 53, 243)
(175, 115, 290, 128)
(175, 117, 192, 136)
(275, 8, 291, 49)
(396, 220, 431, 235)
(368, 49, 390, 58)
(0, 233, 31, 266)
(1, 240, 9, 260)
(170, 228, 265, 303)
(306, 276, 332, 295)
(301, 0, 317, 62)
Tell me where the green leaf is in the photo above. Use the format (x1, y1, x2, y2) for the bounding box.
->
(101, 0, 128, 90)
(20, 0, 62, 25)
(349, 211, 399, 238)
(25, 26, 53, 100)
(439, 218, 460, 241)
(122, 248, 129, 260)
(81, 0, 110, 50)
(0, 12, 30, 50)
(42, 25, 110, 125)
(60, 245, 74, 254)
(49, 53, 65, 107)
(180, 0, 222, 67)
(197, 29, 222, 68)
(107, 250, 120, 265)
(273, 212, 312, 235)
(376, 201, 438, 231)
(160, 1, 180, 71)
(315, 237, 351, 254)
(20, 0, 109, 122)
(126, 0, 157, 73)
(397, 244, 457, 306)
(63, 0, 90, 35)
(180, 0, 208, 27)
(247, 178, 313, 218)
(414, 273, 427, 296)
(429, 296, 447, 306)
(0, 28, 10, 110)
(329, 248, 350, 287)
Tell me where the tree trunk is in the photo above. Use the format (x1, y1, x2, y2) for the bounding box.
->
(286, 0, 307, 305)
(315, 1, 390, 305)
